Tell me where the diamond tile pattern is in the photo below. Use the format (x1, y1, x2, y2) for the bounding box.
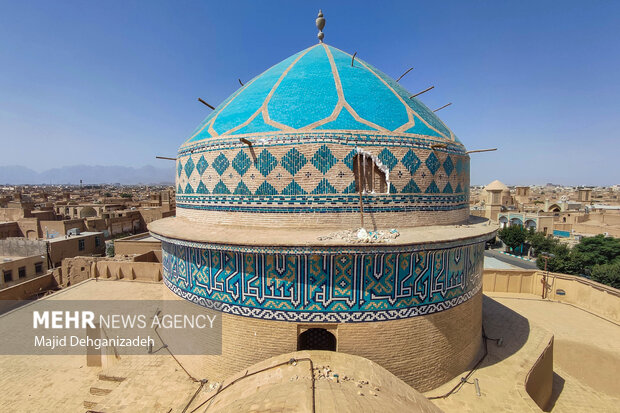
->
(255, 149, 278, 177)
(196, 181, 209, 194)
(311, 144, 338, 174)
(401, 150, 421, 175)
(175, 144, 469, 206)
(213, 180, 230, 194)
(212, 153, 230, 176)
(256, 181, 278, 195)
(184, 157, 195, 178)
(443, 156, 454, 177)
(378, 148, 398, 171)
(343, 149, 357, 171)
(311, 178, 337, 194)
(196, 155, 209, 176)
(232, 150, 251, 176)
(455, 158, 463, 175)
(401, 179, 421, 193)
(282, 180, 307, 195)
(281, 148, 307, 176)
(233, 181, 251, 195)
(425, 152, 440, 175)
(343, 181, 357, 194)
(425, 180, 440, 193)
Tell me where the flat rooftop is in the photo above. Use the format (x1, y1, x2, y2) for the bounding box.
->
(46, 231, 103, 242)
(0, 279, 617, 412)
(0, 256, 27, 262)
(117, 233, 160, 242)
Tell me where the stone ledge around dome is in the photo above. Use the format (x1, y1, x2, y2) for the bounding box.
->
(148, 215, 496, 250)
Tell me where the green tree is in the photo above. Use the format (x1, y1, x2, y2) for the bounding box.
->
(590, 262, 620, 289)
(498, 226, 527, 253)
(572, 235, 620, 268)
(535, 234, 620, 287)
(526, 229, 560, 257)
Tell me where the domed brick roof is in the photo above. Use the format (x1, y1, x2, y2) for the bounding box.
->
(485, 180, 509, 192)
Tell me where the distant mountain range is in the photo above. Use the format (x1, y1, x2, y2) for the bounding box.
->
(0, 165, 174, 185)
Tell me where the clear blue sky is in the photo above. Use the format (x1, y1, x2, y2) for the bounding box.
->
(1, 1, 618, 186)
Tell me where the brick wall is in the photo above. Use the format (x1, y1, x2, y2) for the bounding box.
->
(172, 290, 483, 393)
(177, 207, 468, 229)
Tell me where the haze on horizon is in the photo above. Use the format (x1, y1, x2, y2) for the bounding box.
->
(1, 1, 618, 187)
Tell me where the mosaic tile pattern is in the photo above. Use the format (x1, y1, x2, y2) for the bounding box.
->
(172, 41, 472, 224)
(175, 133, 470, 216)
(161, 240, 485, 322)
(184, 43, 459, 144)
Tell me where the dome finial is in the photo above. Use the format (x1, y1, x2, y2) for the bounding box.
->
(316, 10, 325, 43)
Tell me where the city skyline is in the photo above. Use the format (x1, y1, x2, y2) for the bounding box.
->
(1, 1, 619, 186)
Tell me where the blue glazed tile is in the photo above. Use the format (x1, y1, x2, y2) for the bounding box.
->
(281, 180, 307, 195)
(160, 240, 484, 323)
(311, 144, 338, 174)
(443, 156, 454, 177)
(184, 157, 195, 178)
(401, 179, 421, 193)
(232, 150, 251, 176)
(378, 148, 398, 171)
(233, 181, 252, 195)
(425, 152, 440, 175)
(212, 153, 230, 176)
(401, 149, 421, 175)
(196, 155, 209, 175)
(455, 157, 463, 175)
(256, 181, 278, 195)
(311, 178, 338, 194)
(213, 180, 231, 194)
(343, 149, 357, 171)
(255, 149, 278, 177)
(281, 148, 307, 176)
(196, 181, 210, 194)
(425, 180, 440, 194)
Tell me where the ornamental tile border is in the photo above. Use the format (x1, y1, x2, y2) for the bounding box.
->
(160, 240, 485, 322)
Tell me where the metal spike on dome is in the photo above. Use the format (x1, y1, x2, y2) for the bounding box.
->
(433, 102, 452, 112)
(316, 10, 325, 43)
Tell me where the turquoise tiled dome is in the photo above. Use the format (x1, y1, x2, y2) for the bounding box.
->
(174, 42, 470, 230)
(185, 43, 459, 144)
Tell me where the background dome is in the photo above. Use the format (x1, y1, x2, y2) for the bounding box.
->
(184, 44, 459, 144)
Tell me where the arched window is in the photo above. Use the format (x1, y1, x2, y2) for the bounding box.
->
(353, 153, 387, 194)
(297, 328, 336, 351)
